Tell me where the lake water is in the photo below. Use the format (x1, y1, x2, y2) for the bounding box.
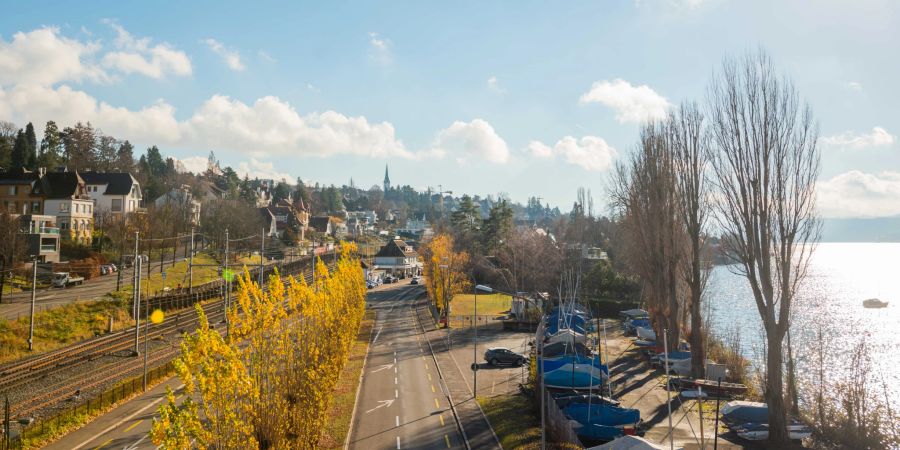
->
(706, 242, 900, 407)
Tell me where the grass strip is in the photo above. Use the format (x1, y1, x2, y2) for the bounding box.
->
(318, 308, 377, 448)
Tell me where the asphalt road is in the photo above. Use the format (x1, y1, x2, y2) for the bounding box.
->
(349, 283, 465, 450)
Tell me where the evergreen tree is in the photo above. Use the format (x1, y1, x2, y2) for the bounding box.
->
(24, 123, 37, 169)
(39, 121, 64, 170)
(115, 140, 134, 172)
(11, 129, 27, 169)
(62, 122, 98, 169)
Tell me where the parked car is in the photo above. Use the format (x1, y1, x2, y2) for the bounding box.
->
(484, 347, 527, 366)
(52, 272, 84, 288)
(108, 264, 118, 272)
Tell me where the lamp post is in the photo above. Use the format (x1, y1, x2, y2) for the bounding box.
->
(438, 263, 450, 328)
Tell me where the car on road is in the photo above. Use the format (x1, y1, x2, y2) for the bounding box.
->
(384, 275, 397, 284)
(484, 347, 527, 366)
(410, 276, 420, 285)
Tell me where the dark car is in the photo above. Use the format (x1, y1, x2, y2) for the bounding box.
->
(484, 347, 526, 366)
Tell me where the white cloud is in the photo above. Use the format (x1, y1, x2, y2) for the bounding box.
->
(0, 84, 411, 160)
(235, 158, 294, 181)
(487, 76, 505, 94)
(175, 156, 209, 174)
(368, 32, 392, 65)
(432, 119, 509, 164)
(101, 21, 192, 79)
(817, 171, 900, 218)
(528, 136, 617, 171)
(846, 81, 863, 92)
(257, 50, 276, 63)
(579, 78, 671, 123)
(822, 127, 895, 150)
(203, 38, 245, 71)
(0, 27, 108, 86)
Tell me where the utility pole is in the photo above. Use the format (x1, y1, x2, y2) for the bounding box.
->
(132, 232, 140, 354)
(27, 258, 37, 351)
(224, 228, 229, 338)
(259, 228, 265, 286)
(133, 257, 142, 356)
(188, 227, 194, 294)
(116, 234, 126, 291)
(142, 290, 149, 391)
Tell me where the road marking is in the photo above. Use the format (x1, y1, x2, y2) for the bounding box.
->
(491, 380, 496, 394)
(434, 398, 440, 408)
(395, 389, 399, 398)
(372, 363, 395, 373)
(427, 373, 432, 381)
(431, 384, 436, 393)
(425, 363, 429, 370)
(394, 377, 398, 384)
(394, 366, 397, 374)
(373, 325, 383, 343)
(92, 439, 112, 450)
(69, 383, 185, 450)
(123, 419, 143, 432)
(445, 434, 451, 448)
(439, 414, 445, 426)
(396, 415, 400, 427)
(394, 357, 397, 364)
(365, 399, 395, 413)
(396, 436, 401, 449)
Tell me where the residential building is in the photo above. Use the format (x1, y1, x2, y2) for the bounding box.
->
(0, 168, 43, 215)
(36, 172, 94, 243)
(18, 214, 60, 262)
(309, 216, 333, 236)
(79, 172, 143, 215)
(374, 238, 420, 277)
(155, 185, 201, 226)
(260, 208, 278, 237)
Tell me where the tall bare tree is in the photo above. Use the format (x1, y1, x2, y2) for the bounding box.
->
(671, 102, 713, 379)
(611, 121, 685, 350)
(708, 50, 821, 444)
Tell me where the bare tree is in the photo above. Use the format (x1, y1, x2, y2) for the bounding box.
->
(610, 121, 685, 350)
(708, 50, 821, 444)
(671, 102, 713, 379)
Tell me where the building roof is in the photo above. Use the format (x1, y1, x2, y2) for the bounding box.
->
(375, 239, 417, 258)
(78, 172, 136, 195)
(36, 172, 87, 199)
(309, 216, 331, 233)
(0, 168, 39, 185)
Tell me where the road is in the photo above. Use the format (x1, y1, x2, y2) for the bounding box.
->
(41, 281, 460, 450)
(349, 283, 465, 450)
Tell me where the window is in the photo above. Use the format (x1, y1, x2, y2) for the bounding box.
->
(111, 199, 122, 212)
(60, 222, 68, 230)
(75, 204, 80, 213)
(59, 203, 69, 213)
(7, 186, 16, 195)
(31, 202, 40, 213)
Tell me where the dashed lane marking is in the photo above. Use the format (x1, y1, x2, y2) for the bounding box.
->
(431, 384, 436, 393)
(427, 373, 432, 381)
(396, 415, 400, 427)
(396, 436, 401, 449)
(434, 398, 440, 408)
(395, 389, 399, 398)
(123, 419, 143, 433)
(92, 439, 112, 450)
(445, 434, 451, 448)
(439, 415, 445, 426)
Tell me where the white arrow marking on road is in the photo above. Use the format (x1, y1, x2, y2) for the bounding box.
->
(373, 326, 383, 344)
(371, 363, 394, 373)
(365, 399, 395, 413)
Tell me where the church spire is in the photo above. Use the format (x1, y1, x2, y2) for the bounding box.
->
(383, 164, 391, 192)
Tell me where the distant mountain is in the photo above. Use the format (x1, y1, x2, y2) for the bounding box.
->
(821, 216, 900, 242)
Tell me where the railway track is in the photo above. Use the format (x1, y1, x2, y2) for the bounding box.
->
(2, 258, 319, 421)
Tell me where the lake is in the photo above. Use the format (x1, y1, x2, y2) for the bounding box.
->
(706, 242, 900, 407)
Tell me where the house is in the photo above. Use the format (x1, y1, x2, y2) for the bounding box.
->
(155, 185, 201, 226)
(260, 208, 278, 237)
(309, 216, 332, 236)
(0, 169, 44, 215)
(35, 172, 94, 243)
(18, 214, 60, 262)
(79, 172, 143, 215)
(374, 238, 420, 277)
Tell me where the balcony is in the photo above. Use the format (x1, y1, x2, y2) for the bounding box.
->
(35, 227, 59, 235)
(40, 244, 58, 252)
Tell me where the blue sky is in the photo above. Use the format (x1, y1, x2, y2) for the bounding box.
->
(1, 0, 898, 217)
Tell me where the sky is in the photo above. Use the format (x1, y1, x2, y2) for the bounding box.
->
(1, 0, 898, 218)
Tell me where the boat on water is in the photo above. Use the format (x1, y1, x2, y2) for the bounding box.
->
(863, 298, 889, 308)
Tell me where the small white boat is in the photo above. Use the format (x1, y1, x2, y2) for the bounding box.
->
(735, 422, 813, 441)
(636, 326, 656, 341)
(863, 298, 889, 308)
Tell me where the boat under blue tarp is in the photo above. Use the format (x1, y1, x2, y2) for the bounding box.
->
(541, 354, 608, 389)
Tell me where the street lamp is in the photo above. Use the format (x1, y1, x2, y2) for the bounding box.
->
(475, 284, 545, 450)
(438, 263, 450, 328)
(472, 284, 495, 398)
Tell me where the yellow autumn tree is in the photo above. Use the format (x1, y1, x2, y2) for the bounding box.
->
(420, 233, 470, 323)
(152, 243, 366, 449)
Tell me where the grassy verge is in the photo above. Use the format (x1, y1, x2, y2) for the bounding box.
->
(0, 299, 134, 363)
(125, 253, 222, 295)
(478, 394, 544, 449)
(318, 308, 377, 448)
(450, 293, 511, 317)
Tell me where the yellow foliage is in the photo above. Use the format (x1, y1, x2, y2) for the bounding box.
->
(420, 233, 470, 318)
(151, 242, 367, 449)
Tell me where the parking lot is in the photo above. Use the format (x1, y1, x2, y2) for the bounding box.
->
(444, 320, 533, 398)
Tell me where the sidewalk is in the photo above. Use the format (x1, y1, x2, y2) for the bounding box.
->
(415, 299, 502, 450)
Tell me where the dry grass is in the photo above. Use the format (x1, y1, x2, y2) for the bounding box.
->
(318, 308, 376, 448)
(450, 293, 511, 317)
(478, 394, 583, 450)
